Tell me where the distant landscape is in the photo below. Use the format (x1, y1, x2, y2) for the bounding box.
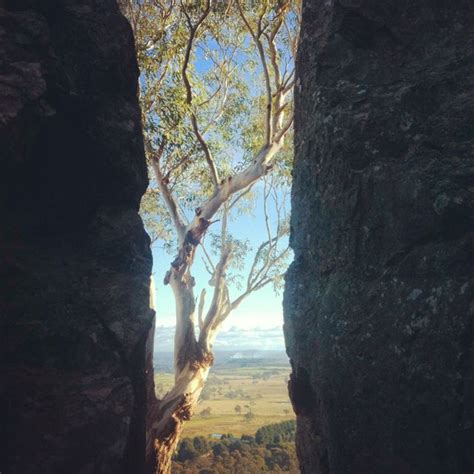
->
(154, 350, 297, 472)
(154, 350, 295, 439)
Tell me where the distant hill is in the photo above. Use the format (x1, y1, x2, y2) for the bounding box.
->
(154, 350, 290, 373)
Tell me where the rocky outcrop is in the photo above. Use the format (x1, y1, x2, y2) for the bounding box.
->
(284, 1, 473, 473)
(0, 1, 154, 473)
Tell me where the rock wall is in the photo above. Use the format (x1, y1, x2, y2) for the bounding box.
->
(0, 1, 154, 473)
(284, 1, 473, 473)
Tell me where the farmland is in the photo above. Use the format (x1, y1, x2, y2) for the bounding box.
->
(154, 352, 295, 438)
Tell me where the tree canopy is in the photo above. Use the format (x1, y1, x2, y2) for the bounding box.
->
(120, 1, 301, 471)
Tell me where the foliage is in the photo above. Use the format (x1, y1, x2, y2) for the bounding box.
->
(175, 438, 198, 462)
(200, 406, 212, 417)
(121, 0, 301, 464)
(122, 0, 299, 292)
(244, 411, 256, 422)
(255, 420, 296, 445)
(193, 436, 210, 454)
(212, 442, 228, 457)
(173, 420, 299, 473)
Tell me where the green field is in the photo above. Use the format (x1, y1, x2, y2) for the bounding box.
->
(154, 366, 295, 438)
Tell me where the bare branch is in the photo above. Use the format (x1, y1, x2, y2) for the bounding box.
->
(150, 144, 187, 242)
(197, 83, 222, 107)
(274, 113, 294, 143)
(246, 235, 278, 290)
(163, 152, 192, 182)
(230, 276, 273, 311)
(198, 288, 206, 331)
(229, 182, 256, 210)
(220, 204, 229, 247)
(181, 0, 221, 188)
(198, 248, 231, 351)
(237, 1, 273, 146)
(263, 178, 273, 246)
(131, 2, 299, 469)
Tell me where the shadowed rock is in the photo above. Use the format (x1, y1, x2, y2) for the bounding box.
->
(284, 1, 473, 473)
(0, 1, 154, 472)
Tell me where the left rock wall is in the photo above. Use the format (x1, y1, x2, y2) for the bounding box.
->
(0, 1, 155, 472)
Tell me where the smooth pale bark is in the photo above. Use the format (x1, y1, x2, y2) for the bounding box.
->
(150, 141, 287, 474)
(123, 2, 298, 472)
(150, 239, 232, 473)
(152, 362, 211, 474)
(148, 6, 294, 470)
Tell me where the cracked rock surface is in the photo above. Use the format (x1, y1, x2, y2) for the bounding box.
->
(284, 1, 473, 473)
(0, 1, 154, 472)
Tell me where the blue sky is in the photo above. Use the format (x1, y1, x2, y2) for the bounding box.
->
(151, 182, 291, 352)
(146, 13, 295, 353)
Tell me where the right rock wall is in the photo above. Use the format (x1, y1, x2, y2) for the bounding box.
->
(284, 2, 474, 473)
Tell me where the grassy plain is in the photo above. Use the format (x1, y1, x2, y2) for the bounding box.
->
(154, 366, 294, 438)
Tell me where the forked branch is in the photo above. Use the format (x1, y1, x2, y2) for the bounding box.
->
(181, 0, 220, 188)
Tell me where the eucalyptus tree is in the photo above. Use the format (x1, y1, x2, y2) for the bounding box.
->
(121, 1, 300, 472)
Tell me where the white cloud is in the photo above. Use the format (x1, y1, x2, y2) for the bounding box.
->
(154, 324, 285, 352)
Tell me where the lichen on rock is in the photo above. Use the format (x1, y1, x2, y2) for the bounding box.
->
(284, 1, 474, 473)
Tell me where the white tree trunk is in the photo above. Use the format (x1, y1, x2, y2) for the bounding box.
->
(151, 268, 218, 474)
(152, 361, 211, 474)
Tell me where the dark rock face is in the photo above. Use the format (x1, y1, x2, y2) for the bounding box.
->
(284, 1, 474, 473)
(0, 1, 154, 473)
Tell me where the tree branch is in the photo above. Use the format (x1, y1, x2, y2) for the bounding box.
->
(237, 1, 273, 146)
(198, 288, 206, 331)
(181, 0, 220, 188)
(150, 140, 187, 243)
(198, 247, 231, 352)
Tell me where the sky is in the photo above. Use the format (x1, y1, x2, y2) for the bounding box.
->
(151, 182, 292, 352)
(146, 9, 296, 354)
